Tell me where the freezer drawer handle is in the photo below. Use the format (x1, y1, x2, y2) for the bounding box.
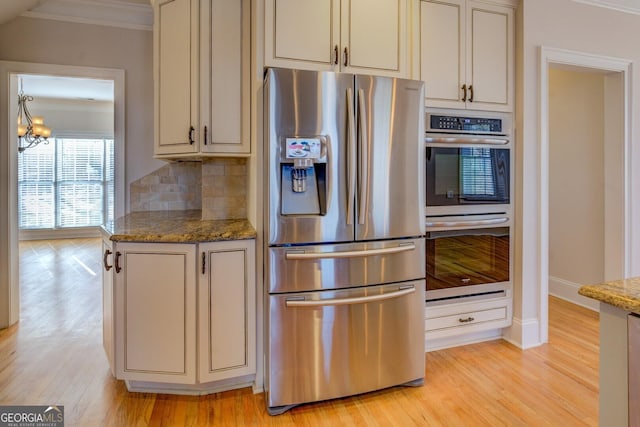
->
(285, 243, 415, 260)
(285, 286, 415, 307)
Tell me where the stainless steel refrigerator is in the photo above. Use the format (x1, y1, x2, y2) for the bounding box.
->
(264, 68, 426, 415)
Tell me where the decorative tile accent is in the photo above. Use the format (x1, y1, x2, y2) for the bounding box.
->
(202, 158, 247, 220)
(130, 162, 202, 212)
(129, 158, 247, 220)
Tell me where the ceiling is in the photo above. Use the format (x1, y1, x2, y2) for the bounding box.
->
(19, 74, 114, 102)
(0, 0, 151, 28)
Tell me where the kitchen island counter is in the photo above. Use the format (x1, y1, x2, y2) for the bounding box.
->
(578, 277, 640, 315)
(101, 210, 256, 243)
(579, 278, 640, 427)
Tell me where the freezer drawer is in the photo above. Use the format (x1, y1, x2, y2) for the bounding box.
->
(266, 281, 425, 412)
(268, 238, 425, 293)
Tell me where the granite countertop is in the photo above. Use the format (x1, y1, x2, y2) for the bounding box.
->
(578, 278, 640, 314)
(101, 210, 256, 243)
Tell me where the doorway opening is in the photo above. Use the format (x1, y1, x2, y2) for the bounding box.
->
(0, 61, 125, 328)
(539, 47, 630, 343)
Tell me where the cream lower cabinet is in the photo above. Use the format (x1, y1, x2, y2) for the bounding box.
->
(198, 240, 256, 383)
(420, 0, 515, 111)
(264, 0, 408, 78)
(114, 242, 197, 384)
(103, 239, 255, 392)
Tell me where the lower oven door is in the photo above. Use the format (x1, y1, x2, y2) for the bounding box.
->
(266, 280, 425, 412)
(426, 223, 510, 300)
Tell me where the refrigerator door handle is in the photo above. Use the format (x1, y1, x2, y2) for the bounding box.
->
(285, 286, 416, 307)
(346, 88, 356, 226)
(357, 88, 368, 225)
(285, 243, 415, 260)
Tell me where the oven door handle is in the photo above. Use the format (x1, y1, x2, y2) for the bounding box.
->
(425, 217, 509, 228)
(285, 286, 415, 307)
(425, 136, 509, 145)
(285, 243, 415, 260)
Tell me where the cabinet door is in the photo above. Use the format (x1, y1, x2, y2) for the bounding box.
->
(102, 238, 115, 376)
(198, 240, 255, 383)
(264, 0, 340, 71)
(420, 0, 466, 108)
(115, 243, 196, 384)
(343, 0, 407, 77)
(466, 1, 513, 111)
(200, 0, 250, 155)
(153, 0, 199, 155)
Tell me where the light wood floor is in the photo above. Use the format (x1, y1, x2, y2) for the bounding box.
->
(1, 238, 599, 426)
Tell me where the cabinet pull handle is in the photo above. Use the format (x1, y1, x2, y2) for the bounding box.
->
(203, 125, 208, 145)
(103, 249, 113, 271)
(461, 84, 467, 102)
(469, 85, 474, 102)
(334, 45, 339, 65)
(188, 126, 195, 145)
(114, 251, 122, 273)
(202, 252, 206, 275)
(459, 317, 475, 323)
(343, 47, 349, 67)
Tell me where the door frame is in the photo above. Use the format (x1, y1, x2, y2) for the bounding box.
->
(0, 61, 125, 328)
(538, 47, 631, 342)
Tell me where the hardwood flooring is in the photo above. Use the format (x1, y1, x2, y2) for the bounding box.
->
(0, 238, 599, 426)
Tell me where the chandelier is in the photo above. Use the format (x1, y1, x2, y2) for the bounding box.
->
(17, 89, 51, 153)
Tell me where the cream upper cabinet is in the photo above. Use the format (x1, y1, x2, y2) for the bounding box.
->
(153, 0, 199, 155)
(420, 0, 514, 111)
(200, 0, 250, 156)
(152, 0, 250, 159)
(265, 0, 408, 78)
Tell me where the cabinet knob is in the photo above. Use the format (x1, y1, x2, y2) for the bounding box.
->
(469, 85, 474, 102)
(334, 45, 339, 65)
(461, 84, 467, 102)
(103, 249, 113, 271)
(459, 317, 475, 323)
(204, 125, 208, 146)
(343, 47, 349, 67)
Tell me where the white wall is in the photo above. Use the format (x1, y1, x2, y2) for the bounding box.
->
(0, 16, 163, 202)
(513, 0, 640, 346)
(548, 68, 604, 306)
(30, 98, 114, 137)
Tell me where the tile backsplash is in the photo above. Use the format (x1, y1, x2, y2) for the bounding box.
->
(129, 158, 247, 220)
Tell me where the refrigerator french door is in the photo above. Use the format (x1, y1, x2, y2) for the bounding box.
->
(264, 68, 426, 414)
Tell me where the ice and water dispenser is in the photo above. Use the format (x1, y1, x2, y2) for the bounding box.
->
(280, 137, 327, 215)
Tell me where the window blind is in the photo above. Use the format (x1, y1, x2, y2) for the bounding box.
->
(18, 137, 114, 230)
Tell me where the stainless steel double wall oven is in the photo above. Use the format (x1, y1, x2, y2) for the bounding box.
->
(425, 109, 513, 301)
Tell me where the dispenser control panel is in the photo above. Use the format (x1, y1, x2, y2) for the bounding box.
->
(285, 138, 322, 159)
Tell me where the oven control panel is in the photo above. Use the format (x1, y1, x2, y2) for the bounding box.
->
(429, 115, 503, 133)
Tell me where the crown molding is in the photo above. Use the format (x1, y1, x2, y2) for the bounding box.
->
(573, 0, 640, 15)
(21, 0, 152, 31)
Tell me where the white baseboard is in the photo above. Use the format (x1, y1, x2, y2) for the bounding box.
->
(549, 276, 599, 311)
(502, 316, 543, 349)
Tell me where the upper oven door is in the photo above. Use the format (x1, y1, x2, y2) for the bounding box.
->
(425, 145, 510, 207)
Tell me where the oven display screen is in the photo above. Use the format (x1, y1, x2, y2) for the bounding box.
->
(430, 115, 502, 133)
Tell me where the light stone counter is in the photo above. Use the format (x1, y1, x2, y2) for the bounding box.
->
(101, 210, 256, 243)
(578, 277, 640, 315)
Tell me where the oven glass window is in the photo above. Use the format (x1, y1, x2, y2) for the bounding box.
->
(426, 147, 510, 206)
(426, 227, 509, 291)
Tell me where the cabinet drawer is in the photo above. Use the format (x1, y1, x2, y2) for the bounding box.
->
(426, 307, 507, 331)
